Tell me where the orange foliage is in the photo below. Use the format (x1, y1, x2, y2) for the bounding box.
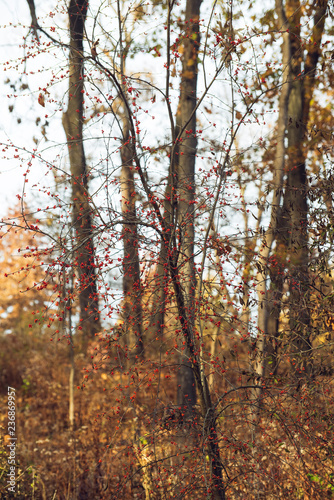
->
(0, 203, 54, 335)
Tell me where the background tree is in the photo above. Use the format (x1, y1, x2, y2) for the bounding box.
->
(174, 0, 202, 412)
(116, 2, 144, 359)
(256, 0, 329, 384)
(62, 0, 101, 338)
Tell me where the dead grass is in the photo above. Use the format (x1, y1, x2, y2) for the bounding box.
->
(0, 332, 333, 499)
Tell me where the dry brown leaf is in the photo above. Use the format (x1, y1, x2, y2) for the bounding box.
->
(38, 93, 45, 107)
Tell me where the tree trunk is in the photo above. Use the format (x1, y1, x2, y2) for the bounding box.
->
(175, 0, 202, 412)
(114, 1, 144, 361)
(255, 0, 327, 389)
(120, 124, 144, 359)
(62, 0, 100, 338)
(277, 0, 327, 378)
(147, 187, 171, 344)
(255, 0, 291, 382)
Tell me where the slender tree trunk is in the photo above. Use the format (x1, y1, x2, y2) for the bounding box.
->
(175, 0, 202, 412)
(147, 188, 171, 344)
(147, 141, 177, 343)
(69, 358, 74, 431)
(62, 0, 100, 338)
(255, 0, 291, 382)
(120, 124, 144, 359)
(113, 0, 144, 361)
(284, 0, 309, 376)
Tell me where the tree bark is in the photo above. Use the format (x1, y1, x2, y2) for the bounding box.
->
(147, 187, 171, 344)
(276, 0, 328, 378)
(115, 0, 144, 360)
(120, 123, 144, 359)
(175, 0, 202, 412)
(62, 0, 100, 338)
(256, 0, 291, 381)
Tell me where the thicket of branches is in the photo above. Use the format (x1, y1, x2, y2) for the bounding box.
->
(1, 0, 334, 498)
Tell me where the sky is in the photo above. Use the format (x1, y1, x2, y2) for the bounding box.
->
(0, 0, 308, 337)
(0, 0, 272, 219)
(0, 0, 39, 216)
